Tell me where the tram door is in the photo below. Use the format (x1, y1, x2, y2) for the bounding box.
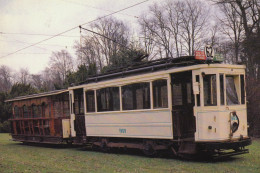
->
(171, 71, 195, 139)
(72, 88, 86, 139)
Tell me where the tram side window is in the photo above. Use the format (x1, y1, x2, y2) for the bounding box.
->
(240, 75, 245, 104)
(203, 74, 217, 106)
(86, 90, 95, 112)
(97, 87, 120, 112)
(153, 79, 168, 108)
(220, 74, 225, 105)
(14, 106, 19, 118)
(226, 75, 239, 105)
(122, 82, 150, 110)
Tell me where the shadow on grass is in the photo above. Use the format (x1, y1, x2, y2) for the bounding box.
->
(9, 141, 81, 149)
(8, 141, 244, 163)
(78, 146, 242, 163)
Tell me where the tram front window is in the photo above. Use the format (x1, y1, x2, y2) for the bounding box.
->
(226, 75, 239, 105)
(203, 74, 217, 106)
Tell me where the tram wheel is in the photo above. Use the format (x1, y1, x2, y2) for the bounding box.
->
(142, 140, 156, 156)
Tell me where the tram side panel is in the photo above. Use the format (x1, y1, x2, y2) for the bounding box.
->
(85, 109, 173, 139)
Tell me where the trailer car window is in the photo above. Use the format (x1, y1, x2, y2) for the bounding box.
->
(153, 79, 168, 108)
(54, 101, 61, 117)
(32, 104, 39, 118)
(86, 90, 95, 112)
(122, 82, 150, 110)
(14, 106, 19, 118)
(23, 105, 28, 118)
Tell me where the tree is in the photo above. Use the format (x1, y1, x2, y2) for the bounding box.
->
(64, 63, 97, 86)
(214, 0, 260, 78)
(9, 83, 38, 98)
(216, 2, 244, 63)
(31, 74, 44, 91)
(179, 0, 209, 56)
(0, 92, 11, 123)
(17, 68, 30, 85)
(139, 0, 210, 58)
(0, 65, 12, 92)
(48, 49, 74, 88)
(139, 3, 173, 58)
(75, 17, 130, 72)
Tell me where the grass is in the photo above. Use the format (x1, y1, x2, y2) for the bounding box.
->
(0, 133, 259, 173)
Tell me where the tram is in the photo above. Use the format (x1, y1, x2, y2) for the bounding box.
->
(7, 55, 251, 158)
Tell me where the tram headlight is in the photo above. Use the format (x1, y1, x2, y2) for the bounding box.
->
(230, 112, 239, 133)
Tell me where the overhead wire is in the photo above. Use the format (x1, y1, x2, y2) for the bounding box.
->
(60, 0, 139, 18)
(0, 32, 79, 37)
(0, 38, 73, 48)
(0, 0, 149, 59)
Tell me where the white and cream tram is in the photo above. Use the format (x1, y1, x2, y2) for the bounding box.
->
(67, 56, 251, 157)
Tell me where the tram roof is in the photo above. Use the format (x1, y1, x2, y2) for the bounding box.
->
(72, 56, 244, 87)
(5, 89, 68, 102)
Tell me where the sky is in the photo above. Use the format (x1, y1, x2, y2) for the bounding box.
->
(0, 0, 157, 74)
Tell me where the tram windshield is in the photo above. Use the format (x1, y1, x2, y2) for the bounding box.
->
(203, 74, 217, 106)
(226, 75, 239, 105)
(201, 73, 244, 106)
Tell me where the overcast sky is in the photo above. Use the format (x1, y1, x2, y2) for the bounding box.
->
(0, 0, 158, 74)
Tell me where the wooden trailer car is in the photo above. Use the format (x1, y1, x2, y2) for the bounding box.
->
(7, 89, 71, 144)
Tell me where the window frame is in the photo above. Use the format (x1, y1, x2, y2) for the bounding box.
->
(225, 74, 241, 106)
(152, 79, 169, 109)
(84, 77, 170, 114)
(96, 87, 120, 112)
(203, 74, 217, 106)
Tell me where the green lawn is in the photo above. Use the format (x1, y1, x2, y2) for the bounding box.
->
(0, 133, 259, 173)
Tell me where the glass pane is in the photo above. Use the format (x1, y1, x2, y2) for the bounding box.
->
(14, 106, 19, 118)
(122, 83, 150, 110)
(23, 106, 28, 118)
(86, 90, 95, 112)
(196, 75, 200, 106)
(97, 87, 120, 112)
(187, 83, 192, 104)
(54, 101, 61, 117)
(226, 76, 239, 105)
(74, 89, 84, 115)
(32, 105, 39, 118)
(240, 75, 245, 104)
(220, 74, 225, 105)
(172, 83, 183, 106)
(153, 79, 168, 108)
(203, 74, 217, 106)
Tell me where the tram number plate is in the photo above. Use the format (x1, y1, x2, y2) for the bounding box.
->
(119, 128, 126, 133)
